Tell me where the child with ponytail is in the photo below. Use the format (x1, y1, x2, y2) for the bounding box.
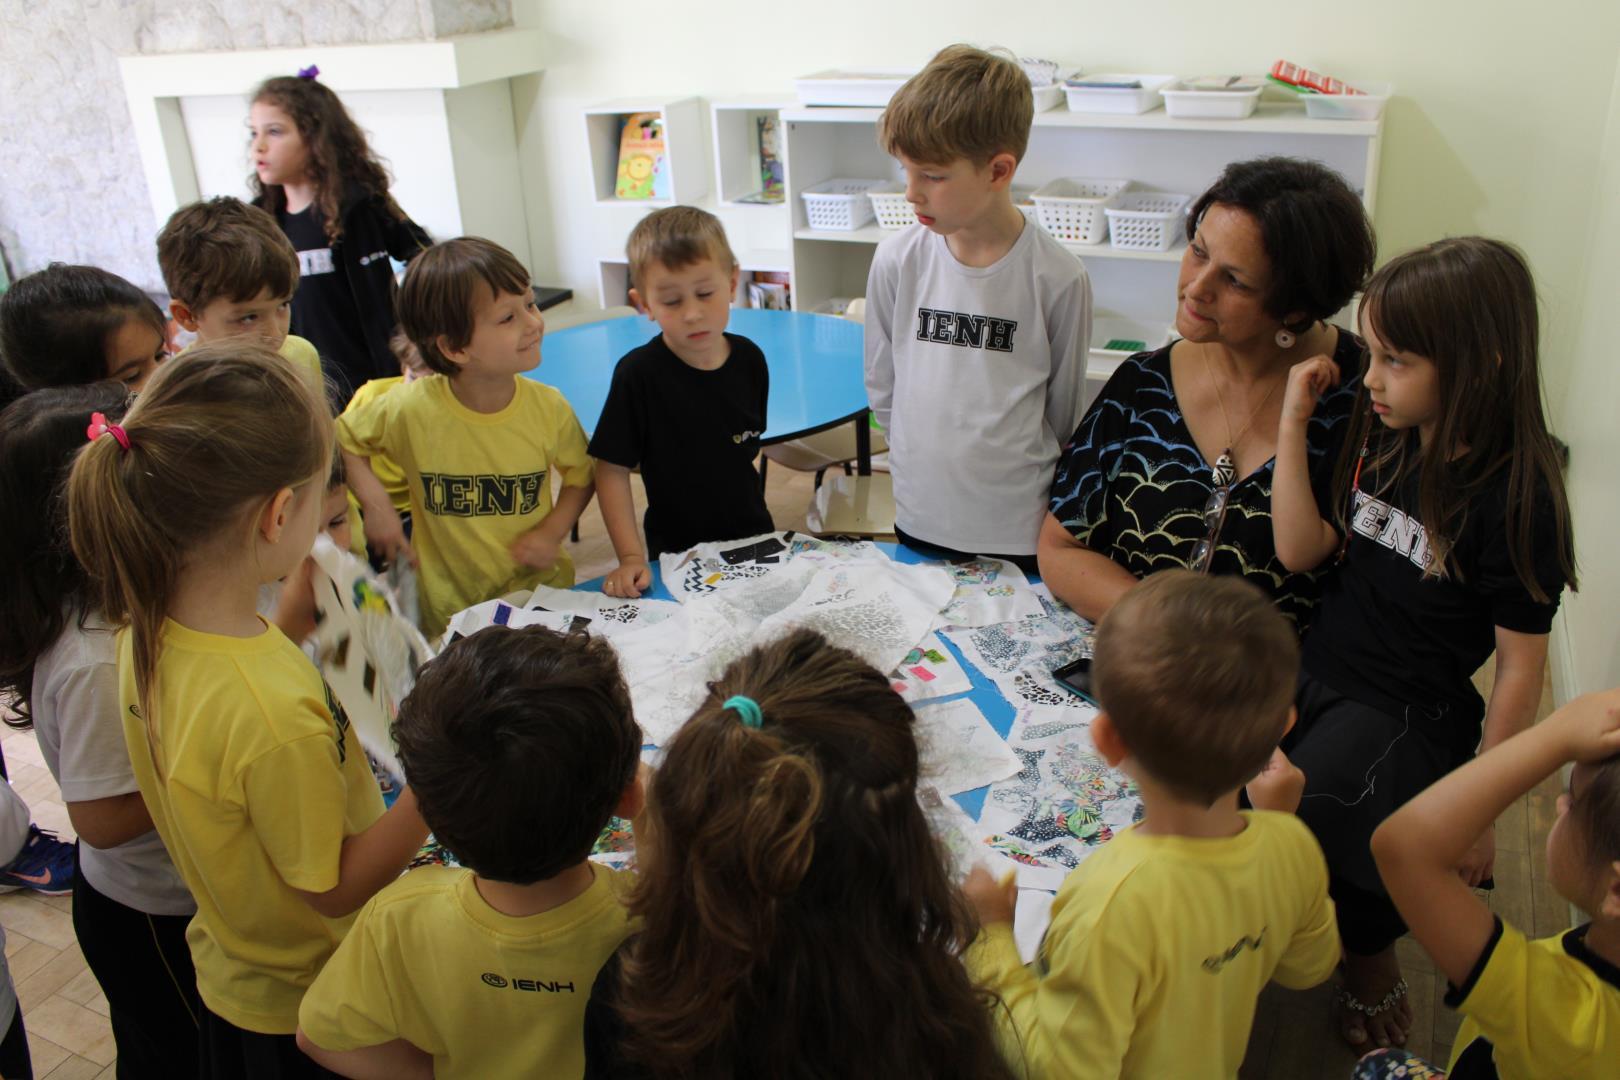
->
(0, 384, 202, 1074)
(250, 71, 431, 401)
(67, 341, 428, 1078)
(582, 628, 1012, 1080)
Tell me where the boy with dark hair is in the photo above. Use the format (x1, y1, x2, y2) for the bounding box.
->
(156, 196, 325, 390)
(590, 205, 773, 597)
(338, 237, 595, 637)
(297, 625, 643, 1078)
(866, 44, 1092, 571)
(965, 570, 1337, 1079)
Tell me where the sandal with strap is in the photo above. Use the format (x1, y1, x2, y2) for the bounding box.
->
(1335, 978, 1410, 1050)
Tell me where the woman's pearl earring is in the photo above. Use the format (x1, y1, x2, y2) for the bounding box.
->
(1275, 328, 1297, 349)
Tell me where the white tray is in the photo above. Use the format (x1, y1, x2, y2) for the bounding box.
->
(1301, 81, 1393, 121)
(1064, 74, 1175, 115)
(794, 69, 916, 108)
(1160, 79, 1264, 119)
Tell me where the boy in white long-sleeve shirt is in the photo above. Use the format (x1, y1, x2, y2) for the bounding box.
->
(865, 44, 1092, 569)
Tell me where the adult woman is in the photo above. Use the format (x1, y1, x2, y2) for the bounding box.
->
(1041, 157, 1375, 629)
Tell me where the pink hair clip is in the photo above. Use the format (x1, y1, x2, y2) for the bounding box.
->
(86, 412, 131, 452)
(297, 64, 320, 80)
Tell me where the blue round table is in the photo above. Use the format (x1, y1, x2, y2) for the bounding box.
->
(525, 307, 874, 471)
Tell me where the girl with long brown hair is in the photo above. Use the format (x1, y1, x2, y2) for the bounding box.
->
(66, 342, 428, 1078)
(583, 628, 1014, 1079)
(1270, 236, 1576, 1051)
(249, 71, 431, 402)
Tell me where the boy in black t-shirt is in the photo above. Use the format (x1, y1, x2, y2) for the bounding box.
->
(590, 207, 773, 597)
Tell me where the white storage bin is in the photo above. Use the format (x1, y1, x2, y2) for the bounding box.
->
(801, 178, 886, 231)
(867, 184, 917, 230)
(1302, 81, 1393, 121)
(794, 70, 914, 107)
(1032, 178, 1130, 245)
(1032, 84, 1063, 113)
(1160, 79, 1264, 119)
(1104, 192, 1192, 252)
(1064, 74, 1175, 115)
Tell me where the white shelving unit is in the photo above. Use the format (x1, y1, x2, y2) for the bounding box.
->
(577, 92, 1385, 392)
(582, 97, 708, 207)
(771, 98, 1384, 392)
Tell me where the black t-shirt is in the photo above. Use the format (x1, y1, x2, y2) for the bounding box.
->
(587, 332, 773, 557)
(279, 205, 371, 398)
(1303, 461, 1566, 742)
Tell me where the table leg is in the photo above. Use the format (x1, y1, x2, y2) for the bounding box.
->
(856, 410, 872, 476)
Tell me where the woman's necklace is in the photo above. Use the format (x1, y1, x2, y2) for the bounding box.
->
(1202, 346, 1286, 487)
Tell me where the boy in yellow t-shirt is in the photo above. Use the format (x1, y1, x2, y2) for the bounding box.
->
(156, 196, 326, 392)
(964, 571, 1339, 1080)
(338, 237, 594, 638)
(297, 624, 644, 1078)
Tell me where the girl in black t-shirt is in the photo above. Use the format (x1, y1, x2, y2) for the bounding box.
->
(248, 70, 431, 401)
(1270, 236, 1576, 1052)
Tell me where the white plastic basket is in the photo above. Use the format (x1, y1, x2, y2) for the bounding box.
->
(1160, 79, 1264, 119)
(1032, 178, 1130, 245)
(1301, 81, 1393, 121)
(1064, 74, 1176, 115)
(1103, 192, 1192, 252)
(867, 184, 917, 230)
(801, 178, 886, 231)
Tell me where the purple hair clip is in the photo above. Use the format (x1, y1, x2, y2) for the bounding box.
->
(297, 64, 320, 80)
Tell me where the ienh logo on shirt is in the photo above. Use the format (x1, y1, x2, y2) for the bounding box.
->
(1349, 490, 1433, 570)
(480, 972, 576, 993)
(915, 307, 1018, 352)
(420, 471, 547, 517)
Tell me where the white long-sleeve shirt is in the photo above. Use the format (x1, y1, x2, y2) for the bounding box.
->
(865, 221, 1091, 555)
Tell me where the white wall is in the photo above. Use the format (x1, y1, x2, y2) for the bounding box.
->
(1551, 61, 1620, 699)
(179, 89, 467, 243)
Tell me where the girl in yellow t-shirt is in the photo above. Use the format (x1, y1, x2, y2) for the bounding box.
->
(67, 340, 429, 1079)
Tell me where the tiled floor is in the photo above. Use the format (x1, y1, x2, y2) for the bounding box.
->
(0, 462, 1567, 1078)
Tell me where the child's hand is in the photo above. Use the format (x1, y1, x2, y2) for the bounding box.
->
(271, 555, 321, 643)
(603, 557, 652, 598)
(510, 527, 562, 571)
(1280, 355, 1341, 428)
(1548, 687, 1620, 762)
(1245, 747, 1306, 813)
(962, 866, 1019, 927)
(364, 506, 418, 569)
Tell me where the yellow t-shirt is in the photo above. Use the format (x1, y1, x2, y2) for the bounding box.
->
(342, 376, 411, 513)
(1447, 918, 1620, 1079)
(336, 375, 594, 637)
(279, 333, 325, 389)
(298, 864, 636, 1078)
(118, 619, 385, 1034)
(968, 811, 1339, 1080)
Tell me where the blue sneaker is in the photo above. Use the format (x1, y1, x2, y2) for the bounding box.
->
(0, 825, 76, 896)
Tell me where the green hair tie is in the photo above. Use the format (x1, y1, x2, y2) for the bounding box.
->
(724, 695, 763, 730)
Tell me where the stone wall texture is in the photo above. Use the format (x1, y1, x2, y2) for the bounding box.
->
(0, 1, 511, 292)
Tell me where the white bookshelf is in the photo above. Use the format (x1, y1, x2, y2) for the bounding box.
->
(576, 91, 1385, 384)
(582, 97, 708, 207)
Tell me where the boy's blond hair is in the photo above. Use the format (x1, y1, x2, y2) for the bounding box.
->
(156, 197, 299, 310)
(878, 45, 1033, 166)
(1092, 570, 1298, 806)
(626, 206, 736, 291)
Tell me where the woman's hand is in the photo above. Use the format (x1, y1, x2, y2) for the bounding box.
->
(1280, 355, 1341, 428)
